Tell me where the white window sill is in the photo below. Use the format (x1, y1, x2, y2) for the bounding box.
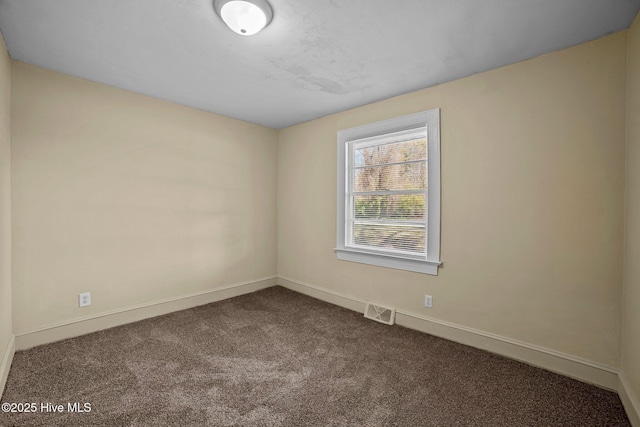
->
(335, 248, 441, 275)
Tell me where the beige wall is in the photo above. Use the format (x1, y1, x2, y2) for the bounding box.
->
(623, 12, 640, 404)
(0, 32, 12, 385)
(278, 32, 627, 366)
(11, 62, 278, 333)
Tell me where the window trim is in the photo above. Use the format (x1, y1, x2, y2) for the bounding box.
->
(335, 109, 441, 275)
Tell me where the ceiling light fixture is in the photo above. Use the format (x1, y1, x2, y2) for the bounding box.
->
(214, 0, 273, 36)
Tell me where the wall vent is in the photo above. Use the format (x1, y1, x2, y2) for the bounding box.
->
(364, 302, 396, 325)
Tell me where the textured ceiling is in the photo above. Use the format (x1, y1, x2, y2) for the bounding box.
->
(0, 0, 638, 129)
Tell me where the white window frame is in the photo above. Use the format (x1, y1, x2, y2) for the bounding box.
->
(335, 109, 441, 275)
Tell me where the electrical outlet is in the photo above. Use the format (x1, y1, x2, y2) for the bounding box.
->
(79, 292, 91, 307)
(424, 295, 433, 308)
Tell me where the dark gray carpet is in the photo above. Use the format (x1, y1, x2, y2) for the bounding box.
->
(0, 286, 631, 426)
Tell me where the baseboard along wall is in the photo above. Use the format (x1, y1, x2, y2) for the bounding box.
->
(14, 277, 277, 351)
(276, 276, 620, 389)
(0, 334, 15, 399)
(5, 274, 639, 425)
(619, 373, 640, 427)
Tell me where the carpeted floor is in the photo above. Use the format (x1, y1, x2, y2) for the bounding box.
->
(0, 286, 631, 426)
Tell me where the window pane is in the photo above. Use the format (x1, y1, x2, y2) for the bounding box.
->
(354, 194, 425, 220)
(353, 224, 425, 253)
(354, 162, 426, 192)
(354, 138, 426, 167)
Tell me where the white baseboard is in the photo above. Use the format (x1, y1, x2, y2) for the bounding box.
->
(277, 276, 619, 391)
(277, 276, 367, 313)
(0, 334, 15, 400)
(4, 275, 636, 422)
(15, 276, 277, 350)
(395, 310, 619, 390)
(619, 372, 640, 426)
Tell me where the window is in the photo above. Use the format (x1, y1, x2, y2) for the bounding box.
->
(335, 109, 441, 275)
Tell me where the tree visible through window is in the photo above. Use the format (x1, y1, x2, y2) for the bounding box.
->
(350, 133, 427, 254)
(336, 109, 441, 275)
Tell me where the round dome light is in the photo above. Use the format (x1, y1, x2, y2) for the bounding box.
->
(214, 0, 273, 36)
